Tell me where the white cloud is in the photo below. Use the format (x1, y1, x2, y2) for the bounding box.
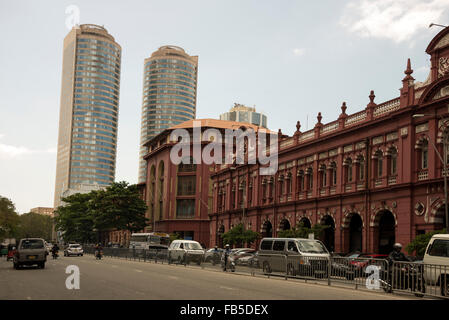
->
(293, 48, 306, 56)
(340, 0, 448, 43)
(0, 137, 56, 159)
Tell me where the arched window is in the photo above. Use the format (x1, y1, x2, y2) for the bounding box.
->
(306, 167, 313, 190)
(375, 150, 383, 178)
(345, 158, 353, 182)
(286, 172, 292, 195)
(421, 140, 428, 170)
(320, 164, 327, 187)
(278, 174, 284, 196)
(357, 156, 365, 181)
(297, 169, 305, 192)
(389, 148, 397, 175)
(330, 162, 337, 186)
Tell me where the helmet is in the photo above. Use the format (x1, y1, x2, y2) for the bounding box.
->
(393, 243, 402, 249)
(225, 244, 230, 248)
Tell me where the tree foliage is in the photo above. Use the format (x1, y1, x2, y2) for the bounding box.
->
(55, 181, 149, 243)
(222, 223, 260, 247)
(277, 221, 329, 239)
(0, 196, 20, 240)
(15, 213, 53, 241)
(406, 229, 447, 258)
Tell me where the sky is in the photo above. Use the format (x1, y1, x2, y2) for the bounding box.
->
(0, 0, 448, 213)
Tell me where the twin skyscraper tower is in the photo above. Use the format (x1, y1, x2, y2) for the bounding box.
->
(54, 24, 198, 208)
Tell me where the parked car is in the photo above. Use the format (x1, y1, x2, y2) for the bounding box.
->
(423, 234, 449, 296)
(233, 250, 257, 266)
(350, 253, 389, 274)
(13, 238, 47, 269)
(204, 248, 224, 263)
(64, 244, 84, 256)
(258, 238, 330, 277)
(168, 240, 204, 265)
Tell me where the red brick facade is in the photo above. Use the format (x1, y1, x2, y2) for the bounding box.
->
(209, 28, 449, 253)
(140, 28, 449, 253)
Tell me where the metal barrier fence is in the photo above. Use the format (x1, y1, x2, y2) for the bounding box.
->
(391, 261, 448, 299)
(81, 245, 448, 300)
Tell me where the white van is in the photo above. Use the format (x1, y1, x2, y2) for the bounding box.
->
(423, 234, 449, 296)
(258, 238, 330, 277)
(168, 240, 204, 265)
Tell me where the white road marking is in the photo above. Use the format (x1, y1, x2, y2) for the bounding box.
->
(219, 286, 235, 290)
(168, 276, 178, 280)
(134, 269, 143, 273)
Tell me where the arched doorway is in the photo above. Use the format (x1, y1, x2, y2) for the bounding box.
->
(349, 214, 363, 253)
(435, 205, 447, 230)
(321, 215, 335, 252)
(279, 218, 291, 231)
(261, 221, 273, 237)
(217, 225, 225, 248)
(378, 210, 396, 254)
(299, 217, 311, 229)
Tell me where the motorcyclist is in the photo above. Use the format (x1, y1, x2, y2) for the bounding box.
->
(95, 243, 103, 259)
(51, 243, 59, 258)
(388, 243, 410, 264)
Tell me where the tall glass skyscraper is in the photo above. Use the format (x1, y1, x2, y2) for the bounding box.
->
(138, 46, 198, 183)
(54, 24, 121, 207)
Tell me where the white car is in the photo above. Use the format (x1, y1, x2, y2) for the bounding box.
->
(168, 240, 204, 265)
(423, 234, 449, 296)
(64, 244, 84, 257)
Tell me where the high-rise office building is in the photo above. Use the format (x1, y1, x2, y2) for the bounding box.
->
(219, 103, 267, 128)
(138, 45, 198, 183)
(54, 24, 121, 208)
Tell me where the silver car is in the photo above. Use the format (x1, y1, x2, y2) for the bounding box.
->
(258, 238, 330, 277)
(13, 238, 47, 269)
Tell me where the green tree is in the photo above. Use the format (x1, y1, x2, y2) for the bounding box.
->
(278, 221, 329, 239)
(16, 213, 53, 241)
(222, 223, 260, 247)
(170, 232, 183, 242)
(89, 181, 149, 234)
(54, 181, 149, 243)
(54, 192, 96, 243)
(0, 196, 20, 240)
(406, 229, 447, 257)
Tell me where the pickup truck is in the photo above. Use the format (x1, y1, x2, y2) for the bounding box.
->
(423, 234, 449, 296)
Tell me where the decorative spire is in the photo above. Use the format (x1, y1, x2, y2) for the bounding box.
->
(369, 90, 375, 104)
(278, 128, 283, 136)
(295, 121, 301, 133)
(341, 102, 347, 114)
(403, 58, 415, 82)
(317, 112, 322, 124)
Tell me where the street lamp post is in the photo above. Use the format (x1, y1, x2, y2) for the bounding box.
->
(413, 114, 449, 231)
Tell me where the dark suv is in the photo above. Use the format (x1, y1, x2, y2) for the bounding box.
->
(13, 238, 47, 269)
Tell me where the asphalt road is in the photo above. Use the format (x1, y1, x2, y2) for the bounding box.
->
(0, 255, 416, 300)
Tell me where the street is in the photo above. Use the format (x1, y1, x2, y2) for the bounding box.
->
(0, 255, 417, 300)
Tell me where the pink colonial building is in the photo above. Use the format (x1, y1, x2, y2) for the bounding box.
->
(140, 119, 270, 246)
(209, 27, 449, 254)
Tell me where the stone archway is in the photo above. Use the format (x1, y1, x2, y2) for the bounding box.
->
(433, 205, 447, 230)
(261, 220, 273, 238)
(321, 215, 335, 252)
(279, 218, 291, 231)
(299, 217, 311, 229)
(377, 210, 396, 254)
(349, 213, 363, 253)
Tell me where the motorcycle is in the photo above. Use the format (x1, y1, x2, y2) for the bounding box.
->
(52, 251, 59, 260)
(380, 262, 425, 297)
(95, 250, 103, 260)
(221, 254, 235, 272)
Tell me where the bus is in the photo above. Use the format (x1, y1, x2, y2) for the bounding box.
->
(129, 232, 171, 250)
